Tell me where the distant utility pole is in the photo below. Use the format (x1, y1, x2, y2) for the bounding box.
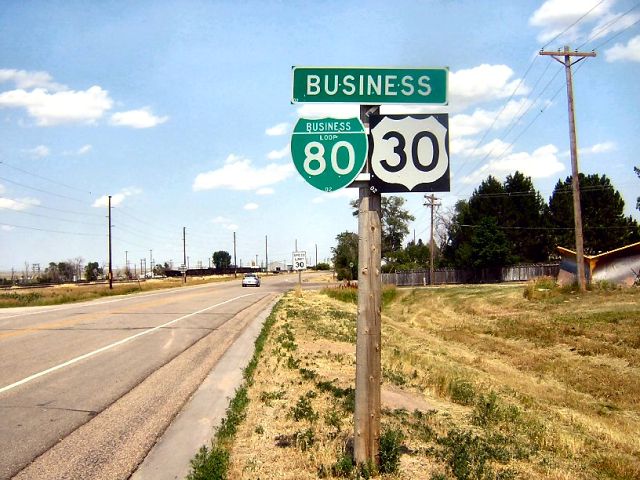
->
(125, 250, 128, 273)
(233, 232, 237, 278)
(265, 235, 268, 273)
(424, 194, 440, 285)
(183, 227, 187, 284)
(108, 195, 113, 289)
(149, 249, 153, 277)
(315, 243, 318, 267)
(540, 45, 596, 292)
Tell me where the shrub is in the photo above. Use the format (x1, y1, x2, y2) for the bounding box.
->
(379, 428, 405, 474)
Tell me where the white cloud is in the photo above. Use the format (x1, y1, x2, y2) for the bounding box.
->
(110, 107, 168, 128)
(212, 215, 231, 224)
(0, 196, 40, 211)
(77, 144, 92, 155)
(450, 98, 534, 138)
(1, 225, 15, 232)
(225, 224, 238, 231)
(312, 188, 358, 204)
(92, 187, 142, 208)
(448, 65, 529, 111)
(26, 145, 50, 158)
(529, 0, 611, 43)
(461, 144, 565, 184)
(244, 202, 259, 210)
(267, 145, 290, 160)
(580, 141, 616, 155)
(453, 138, 514, 159)
(0, 85, 113, 126)
(0, 184, 5, 194)
(265, 122, 290, 136)
(0, 69, 65, 90)
(605, 35, 640, 62)
(193, 154, 295, 191)
(256, 187, 275, 195)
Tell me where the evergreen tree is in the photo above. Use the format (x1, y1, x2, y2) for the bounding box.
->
(548, 173, 640, 253)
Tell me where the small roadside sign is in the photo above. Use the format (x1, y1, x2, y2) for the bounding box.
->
(292, 67, 448, 105)
(292, 251, 307, 271)
(291, 117, 368, 192)
(369, 114, 450, 193)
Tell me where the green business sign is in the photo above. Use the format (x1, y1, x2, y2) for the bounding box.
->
(292, 67, 448, 105)
(291, 117, 368, 192)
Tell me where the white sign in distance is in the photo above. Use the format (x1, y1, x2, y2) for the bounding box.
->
(292, 251, 307, 271)
(369, 114, 450, 193)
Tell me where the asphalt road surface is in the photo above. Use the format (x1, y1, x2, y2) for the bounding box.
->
(0, 272, 318, 479)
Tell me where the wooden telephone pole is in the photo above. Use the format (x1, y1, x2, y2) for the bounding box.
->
(539, 46, 596, 292)
(424, 194, 440, 285)
(108, 195, 113, 289)
(354, 104, 382, 466)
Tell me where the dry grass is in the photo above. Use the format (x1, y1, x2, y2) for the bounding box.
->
(225, 284, 640, 479)
(0, 276, 232, 308)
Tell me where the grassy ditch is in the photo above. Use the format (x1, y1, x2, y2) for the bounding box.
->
(0, 276, 231, 308)
(189, 283, 639, 479)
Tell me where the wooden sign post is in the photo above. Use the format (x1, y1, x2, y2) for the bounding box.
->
(354, 105, 382, 466)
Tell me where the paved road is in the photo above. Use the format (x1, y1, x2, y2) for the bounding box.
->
(0, 273, 312, 479)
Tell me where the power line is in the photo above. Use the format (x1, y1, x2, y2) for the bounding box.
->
(541, 0, 607, 49)
(578, 1, 640, 49)
(0, 175, 89, 203)
(0, 161, 94, 196)
(0, 223, 105, 236)
(1, 208, 103, 227)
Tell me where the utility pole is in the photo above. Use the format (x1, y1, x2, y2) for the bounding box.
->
(183, 227, 187, 284)
(424, 194, 440, 285)
(354, 104, 382, 466)
(125, 250, 128, 276)
(315, 243, 318, 268)
(540, 46, 596, 292)
(265, 235, 268, 273)
(233, 232, 237, 278)
(149, 249, 153, 277)
(108, 195, 113, 289)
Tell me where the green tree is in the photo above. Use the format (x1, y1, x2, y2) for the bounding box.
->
(84, 261, 102, 281)
(332, 231, 358, 281)
(503, 171, 552, 262)
(153, 262, 169, 276)
(548, 173, 640, 253)
(212, 251, 232, 269)
(471, 217, 512, 268)
(350, 195, 415, 259)
(442, 173, 551, 267)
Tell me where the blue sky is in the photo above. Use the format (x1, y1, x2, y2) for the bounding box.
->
(1, 0, 639, 273)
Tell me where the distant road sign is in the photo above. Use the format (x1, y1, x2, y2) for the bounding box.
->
(292, 251, 307, 271)
(369, 114, 450, 193)
(292, 67, 448, 105)
(291, 117, 368, 192)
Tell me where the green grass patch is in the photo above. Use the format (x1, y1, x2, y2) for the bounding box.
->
(186, 298, 282, 480)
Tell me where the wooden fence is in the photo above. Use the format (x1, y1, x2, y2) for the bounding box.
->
(381, 264, 559, 287)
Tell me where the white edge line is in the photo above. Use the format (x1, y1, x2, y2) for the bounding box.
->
(0, 293, 257, 395)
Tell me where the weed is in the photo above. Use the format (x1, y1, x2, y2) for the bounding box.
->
(450, 379, 476, 406)
(331, 453, 354, 477)
(299, 367, 318, 381)
(259, 390, 284, 406)
(290, 392, 319, 423)
(254, 425, 264, 435)
(383, 367, 408, 386)
(437, 429, 513, 480)
(316, 380, 355, 413)
(286, 355, 300, 369)
(471, 392, 501, 427)
(379, 428, 405, 474)
(186, 444, 229, 480)
(294, 428, 316, 451)
(325, 409, 343, 432)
